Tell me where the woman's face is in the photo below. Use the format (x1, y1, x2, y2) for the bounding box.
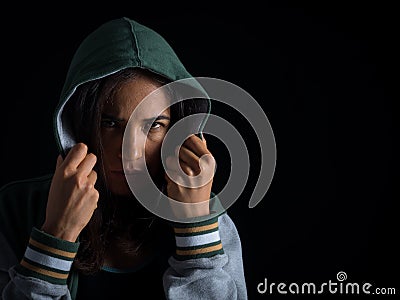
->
(100, 73, 171, 196)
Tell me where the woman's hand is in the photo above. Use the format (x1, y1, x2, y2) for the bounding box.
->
(164, 134, 216, 218)
(41, 143, 99, 242)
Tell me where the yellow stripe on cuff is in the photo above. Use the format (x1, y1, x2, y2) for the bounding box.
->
(176, 242, 223, 256)
(29, 238, 76, 259)
(20, 259, 69, 279)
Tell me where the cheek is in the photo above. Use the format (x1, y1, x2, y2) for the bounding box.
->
(101, 131, 122, 158)
(145, 140, 164, 173)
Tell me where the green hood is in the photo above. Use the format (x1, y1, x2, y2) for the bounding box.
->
(53, 17, 210, 157)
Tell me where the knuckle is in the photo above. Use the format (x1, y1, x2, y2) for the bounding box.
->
(73, 143, 88, 157)
(62, 167, 73, 178)
(76, 143, 88, 151)
(88, 153, 97, 161)
(75, 176, 86, 189)
(93, 189, 99, 200)
(201, 154, 215, 167)
(185, 168, 195, 176)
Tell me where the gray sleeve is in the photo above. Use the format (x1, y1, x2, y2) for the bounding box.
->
(0, 231, 73, 300)
(163, 213, 248, 299)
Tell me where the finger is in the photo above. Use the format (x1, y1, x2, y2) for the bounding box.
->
(165, 156, 198, 176)
(199, 153, 216, 174)
(183, 134, 211, 157)
(64, 143, 89, 170)
(201, 133, 207, 147)
(180, 160, 198, 176)
(87, 170, 97, 186)
(179, 146, 201, 173)
(77, 153, 97, 177)
(56, 154, 63, 169)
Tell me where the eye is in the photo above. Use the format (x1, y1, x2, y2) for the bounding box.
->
(151, 122, 162, 130)
(144, 121, 164, 131)
(101, 119, 118, 128)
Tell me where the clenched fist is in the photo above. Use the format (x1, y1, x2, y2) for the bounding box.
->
(164, 134, 216, 218)
(41, 143, 99, 242)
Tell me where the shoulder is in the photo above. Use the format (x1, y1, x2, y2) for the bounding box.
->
(0, 173, 53, 196)
(0, 174, 53, 257)
(0, 173, 53, 222)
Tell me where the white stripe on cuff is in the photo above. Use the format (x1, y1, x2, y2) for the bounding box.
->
(24, 247, 73, 271)
(175, 230, 220, 247)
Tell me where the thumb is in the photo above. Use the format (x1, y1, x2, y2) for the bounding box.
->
(56, 154, 63, 169)
(201, 133, 207, 147)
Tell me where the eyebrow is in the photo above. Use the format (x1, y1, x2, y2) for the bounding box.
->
(101, 113, 170, 122)
(101, 113, 125, 122)
(143, 115, 171, 122)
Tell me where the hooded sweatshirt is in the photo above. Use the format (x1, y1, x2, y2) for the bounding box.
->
(0, 17, 247, 299)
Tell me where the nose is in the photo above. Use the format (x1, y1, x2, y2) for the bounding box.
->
(119, 145, 143, 161)
(119, 129, 145, 169)
(118, 147, 143, 161)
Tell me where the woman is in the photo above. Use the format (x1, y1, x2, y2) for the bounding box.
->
(0, 17, 247, 299)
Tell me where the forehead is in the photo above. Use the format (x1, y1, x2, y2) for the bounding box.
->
(103, 75, 170, 117)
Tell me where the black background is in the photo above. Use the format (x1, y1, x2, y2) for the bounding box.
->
(0, 1, 397, 299)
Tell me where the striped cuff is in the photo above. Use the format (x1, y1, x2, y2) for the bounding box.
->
(173, 216, 224, 260)
(15, 227, 79, 285)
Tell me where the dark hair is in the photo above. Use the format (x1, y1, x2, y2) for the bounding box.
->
(64, 67, 209, 274)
